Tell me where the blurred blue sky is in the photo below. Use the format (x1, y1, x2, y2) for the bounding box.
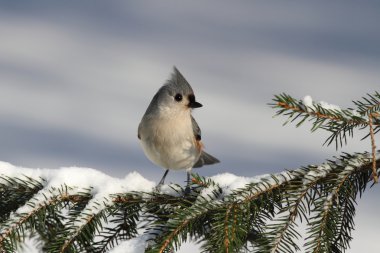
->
(0, 1, 379, 252)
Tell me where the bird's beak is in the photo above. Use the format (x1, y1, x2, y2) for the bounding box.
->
(188, 101, 203, 108)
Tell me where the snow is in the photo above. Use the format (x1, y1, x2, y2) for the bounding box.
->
(350, 109, 362, 117)
(16, 233, 43, 253)
(319, 101, 341, 111)
(155, 172, 295, 202)
(198, 171, 295, 201)
(158, 183, 184, 196)
(209, 173, 255, 196)
(0, 161, 296, 233)
(202, 172, 264, 199)
(302, 95, 314, 109)
(209, 172, 282, 193)
(1, 155, 377, 252)
(323, 193, 334, 211)
(0, 162, 156, 237)
(302, 95, 342, 112)
(108, 235, 148, 253)
(0, 163, 155, 196)
(303, 163, 332, 185)
(71, 170, 155, 228)
(302, 151, 380, 187)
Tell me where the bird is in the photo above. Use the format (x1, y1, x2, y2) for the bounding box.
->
(138, 67, 220, 193)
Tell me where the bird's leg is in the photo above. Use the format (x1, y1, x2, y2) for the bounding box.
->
(184, 168, 192, 195)
(157, 169, 169, 188)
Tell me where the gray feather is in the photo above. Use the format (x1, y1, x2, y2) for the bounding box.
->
(191, 103, 220, 168)
(191, 115, 201, 141)
(143, 66, 194, 116)
(170, 66, 194, 96)
(193, 151, 220, 168)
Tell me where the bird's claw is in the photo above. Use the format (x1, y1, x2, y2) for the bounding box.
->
(184, 186, 191, 196)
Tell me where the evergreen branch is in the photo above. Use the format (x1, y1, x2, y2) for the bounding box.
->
(35, 189, 92, 253)
(144, 182, 225, 252)
(93, 195, 142, 252)
(271, 93, 379, 148)
(259, 165, 334, 253)
(353, 92, 380, 115)
(143, 180, 224, 252)
(0, 176, 44, 222)
(56, 193, 145, 253)
(256, 152, 378, 253)
(305, 153, 377, 253)
(0, 185, 86, 252)
(369, 113, 378, 183)
(223, 204, 233, 252)
(191, 174, 222, 190)
(263, 170, 312, 253)
(272, 93, 367, 126)
(331, 190, 356, 252)
(231, 173, 295, 205)
(307, 173, 351, 253)
(0, 152, 378, 252)
(221, 203, 247, 253)
(201, 172, 299, 253)
(329, 155, 376, 252)
(147, 199, 219, 253)
(159, 219, 189, 253)
(56, 200, 109, 253)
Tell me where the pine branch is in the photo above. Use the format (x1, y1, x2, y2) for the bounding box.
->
(92, 195, 142, 252)
(0, 176, 44, 222)
(305, 153, 376, 253)
(53, 199, 109, 253)
(271, 93, 378, 148)
(197, 172, 297, 253)
(0, 151, 378, 253)
(0, 185, 88, 252)
(353, 92, 380, 116)
(261, 169, 311, 253)
(369, 113, 378, 182)
(258, 165, 332, 253)
(146, 199, 219, 253)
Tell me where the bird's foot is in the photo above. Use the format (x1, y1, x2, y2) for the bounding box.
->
(184, 185, 191, 196)
(155, 183, 163, 193)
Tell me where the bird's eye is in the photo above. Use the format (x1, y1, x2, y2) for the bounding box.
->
(174, 94, 183, 102)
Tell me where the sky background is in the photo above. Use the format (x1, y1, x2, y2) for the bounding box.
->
(0, 1, 379, 252)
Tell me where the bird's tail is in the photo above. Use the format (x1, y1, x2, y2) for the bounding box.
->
(193, 151, 220, 168)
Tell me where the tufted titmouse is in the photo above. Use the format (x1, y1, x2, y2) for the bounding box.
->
(138, 67, 219, 192)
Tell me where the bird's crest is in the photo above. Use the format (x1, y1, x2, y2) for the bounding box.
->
(166, 66, 194, 95)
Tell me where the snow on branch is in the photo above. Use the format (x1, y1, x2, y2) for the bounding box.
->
(0, 150, 378, 252)
(272, 92, 380, 182)
(271, 93, 380, 148)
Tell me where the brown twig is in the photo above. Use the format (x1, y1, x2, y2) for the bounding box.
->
(224, 205, 232, 252)
(368, 113, 378, 183)
(191, 177, 209, 187)
(0, 191, 80, 246)
(159, 219, 190, 253)
(277, 102, 340, 121)
(276, 101, 376, 125)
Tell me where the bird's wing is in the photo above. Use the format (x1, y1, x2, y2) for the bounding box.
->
(191, 115, 220, 168)
(193, 151, 220, 168)
(191, 115, 202, 141)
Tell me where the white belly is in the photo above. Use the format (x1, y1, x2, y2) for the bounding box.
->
(139, 115, 200, 170)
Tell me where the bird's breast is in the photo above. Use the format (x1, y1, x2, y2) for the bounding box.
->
(139, 114, 201, 170)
